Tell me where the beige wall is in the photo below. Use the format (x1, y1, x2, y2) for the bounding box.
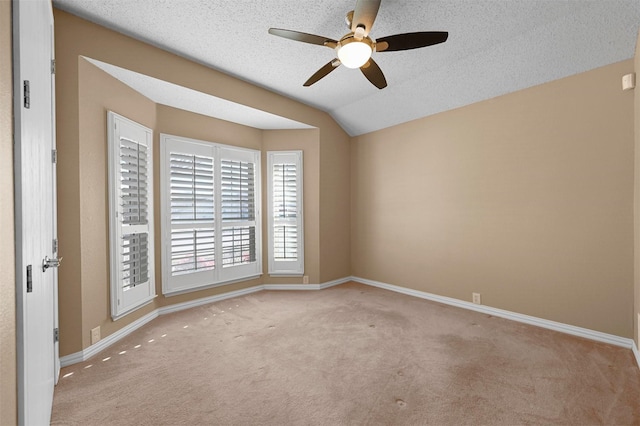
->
(75, 59, 158, 350)
(55, 9, 350, 356)
(634, 30, 640, 347)
(319, 124, 351, 283)
(352, 60, 635, 338)
(0, 1, 17, 424)
(55, 13, 82, 355)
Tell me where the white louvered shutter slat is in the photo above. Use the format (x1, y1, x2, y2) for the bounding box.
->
(169, 153, 215, 275)
(121, 233, 149, 289)
(118, 138, 150, 289)
(221, 159, 256, 222)
(220, 159, 256, 267)
(120, 138, 149, 225)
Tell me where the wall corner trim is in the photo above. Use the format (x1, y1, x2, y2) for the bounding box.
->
(633, 341, 640, 370)
(351, 276, 636, 350)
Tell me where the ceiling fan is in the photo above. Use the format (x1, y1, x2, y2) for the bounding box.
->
(268, 0, 448, 89)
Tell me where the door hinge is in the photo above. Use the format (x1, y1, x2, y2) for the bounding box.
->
(54, 328, 59, 343)
(52, 149, 57, 164)
(51, 59, 56, 75)
(26, 265, 33, 293)
(23, 80, 30, 109)
(53, 238, 58, 254)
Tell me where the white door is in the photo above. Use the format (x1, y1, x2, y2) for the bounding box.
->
(13, 0, 59, 424)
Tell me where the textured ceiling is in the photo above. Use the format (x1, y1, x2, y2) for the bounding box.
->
(85, 57, 314, 130)
(54, 0, 640, 136)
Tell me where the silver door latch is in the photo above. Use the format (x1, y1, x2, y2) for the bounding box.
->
(43, 256, 62, 272)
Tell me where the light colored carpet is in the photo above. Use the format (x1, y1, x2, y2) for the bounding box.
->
(51, 282, 640, 425)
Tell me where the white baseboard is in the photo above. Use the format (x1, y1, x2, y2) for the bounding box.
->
(264, 276, 351, 291)
(157, 285, 264, 315)
(351, 276, 636, 351)
(61, 276, 640, 371)
(60, 285, 264, 367)
(60, 310, 159, 367)
(60, 278, 350, 367)
(319, 277, 352, 289)
(264, 284, 321, 290)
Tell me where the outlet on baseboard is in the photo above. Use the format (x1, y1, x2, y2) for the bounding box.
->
(303, 275, 309, 284)
(91, 326, 101, 345)
(472, 293, 482, 305)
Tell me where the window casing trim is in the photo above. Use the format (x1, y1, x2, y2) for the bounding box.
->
(267, 150, 304, 276)
(110, 296, 156, 321)
(107, 111, 156, 320)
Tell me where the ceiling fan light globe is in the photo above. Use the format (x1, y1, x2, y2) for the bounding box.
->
(337, 40, 372, 69)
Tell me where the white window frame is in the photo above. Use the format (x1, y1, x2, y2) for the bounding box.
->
(107, 111, 156, 320)
(160, 134, 262, 296)
(267, 150, 304, 276)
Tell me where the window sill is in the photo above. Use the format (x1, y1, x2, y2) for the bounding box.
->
(163, 274, 263, 297)
(111, 294, 157, 321)
(268, 273, 304, 278)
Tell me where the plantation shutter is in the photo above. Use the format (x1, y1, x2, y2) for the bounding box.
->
(108, 112, 155, 320)
(267, 151, 304, 275)
(273, 163, 298, 260)
(161, 135, 261, 295)
(218, 147, 261, 282)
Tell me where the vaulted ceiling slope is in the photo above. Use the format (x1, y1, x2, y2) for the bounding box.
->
(53, 0, 640, 136)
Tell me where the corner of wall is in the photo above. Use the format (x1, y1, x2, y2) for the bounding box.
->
(633, 31, 640, 350)
(0, 1, 17, 424)
(319, 121, 352, 283)
(634, 29, 640, 348)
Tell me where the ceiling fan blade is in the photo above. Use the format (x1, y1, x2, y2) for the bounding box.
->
(376, 32, 448, 52)
(269, 28, 338, 48)
(351, 0, 381, 36)
(304, 60, 341, 87)
(360, 58, 387, 89)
